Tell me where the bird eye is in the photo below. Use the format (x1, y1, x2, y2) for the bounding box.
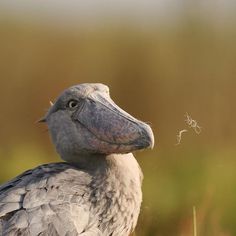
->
(67, 100, 79, 109)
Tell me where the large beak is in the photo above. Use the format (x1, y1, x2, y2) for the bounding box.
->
(74, 93, 154, 153)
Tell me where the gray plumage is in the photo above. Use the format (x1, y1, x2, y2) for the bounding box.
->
(0, 83, 154, 236)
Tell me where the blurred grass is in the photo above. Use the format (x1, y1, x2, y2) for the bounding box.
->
(0, 12, 236, 235)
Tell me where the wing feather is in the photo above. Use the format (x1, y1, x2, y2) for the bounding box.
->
(0, 163, 101, 235)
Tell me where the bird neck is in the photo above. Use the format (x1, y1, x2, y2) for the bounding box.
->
(90, 153, 143, 235)
(65, 152, 143, 234)
(63, 153, 139, 184)
(63, 152, 142, 180)
(105, 153, 143, 185)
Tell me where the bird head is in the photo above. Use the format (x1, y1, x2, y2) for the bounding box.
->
(40, 83, 154, 161)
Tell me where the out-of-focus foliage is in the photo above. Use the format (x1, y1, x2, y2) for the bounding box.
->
(0, 4, 236, 235)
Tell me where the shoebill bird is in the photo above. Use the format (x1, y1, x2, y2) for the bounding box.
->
(0, 83, 154, 236)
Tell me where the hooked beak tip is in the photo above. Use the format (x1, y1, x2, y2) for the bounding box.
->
(134, 123, 155, 151)
(149, 137, 155, 149)
(144, 126, 155, 149)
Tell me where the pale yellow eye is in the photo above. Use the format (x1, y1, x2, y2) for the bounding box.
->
(68, 100, 78, 109)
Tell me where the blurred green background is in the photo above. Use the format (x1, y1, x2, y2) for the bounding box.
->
(0, 1, 236, 235)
